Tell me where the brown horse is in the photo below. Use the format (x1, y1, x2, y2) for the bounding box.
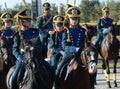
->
(98, 25, 119, 88)
(58, 39, 98, 89)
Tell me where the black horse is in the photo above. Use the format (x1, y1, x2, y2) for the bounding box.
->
(0, 35, 16, 89)
(6, 37, 53, 89)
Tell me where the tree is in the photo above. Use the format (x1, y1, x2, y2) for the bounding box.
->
(89, 0, 101, 22)
(79, 0, 91, 22)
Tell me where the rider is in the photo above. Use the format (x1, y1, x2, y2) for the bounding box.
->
(63, 4, 73, 27)
(55, 6, 86, 87)
(49, 15, 64, 71)
(0, 11, 16, 67)
(36, 2, 53, 59)
(94, 6, 113, 46)
(11, 7, 54, 89)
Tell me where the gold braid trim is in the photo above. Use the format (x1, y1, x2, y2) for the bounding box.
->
(55, 32, 57, 45)
(19, 30, 23, 49)
(64, 26, 70, 42)
(42, 16, 52, 27)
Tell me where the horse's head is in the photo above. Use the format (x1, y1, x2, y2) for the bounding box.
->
(107, 25, 116, 44)
(24, 45, 34, 63)
(22, 37, 41, 69)
(81, 40, 98, 74)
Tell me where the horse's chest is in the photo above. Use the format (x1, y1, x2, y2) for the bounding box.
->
(22, 38, 38, 46)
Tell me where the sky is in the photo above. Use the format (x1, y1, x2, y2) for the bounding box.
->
(0, 0, 120, 9)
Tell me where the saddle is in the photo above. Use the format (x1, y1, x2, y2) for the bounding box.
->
(58, 55, 75, 80)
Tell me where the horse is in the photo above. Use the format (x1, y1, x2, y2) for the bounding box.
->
(6, 37, 53, 89)
(0, 35, 16, 89)
(96, 25, 119, 88)
(82, 24, 98, 89)
(56, 38, 98, 89)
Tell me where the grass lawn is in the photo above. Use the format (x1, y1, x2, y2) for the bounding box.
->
(97, 62, 120, 68)
(117, 36, 120, 41)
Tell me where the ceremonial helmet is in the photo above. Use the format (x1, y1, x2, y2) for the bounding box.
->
(66, 6, 81, 18)
(53, 15, 64, 27)
(102, 6, 109, 12)
(1, 12, 13, 22)
(14, 8, 31, 25)
(1, 2, 13, 23)
(42, 2, 51, 10)
(65, 4, 73, 11)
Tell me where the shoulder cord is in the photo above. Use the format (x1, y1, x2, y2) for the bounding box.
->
(42, 16, 52, 27)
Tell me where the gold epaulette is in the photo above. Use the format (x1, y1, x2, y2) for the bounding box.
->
(64, 26, 70, 42)
(0, 28, 3, 31)
(42, 15, 53, 27)
(64, 26, 69, 30)
(37, 15, 43, 19)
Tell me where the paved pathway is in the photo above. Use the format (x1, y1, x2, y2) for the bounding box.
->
(95, 68, 120, 89)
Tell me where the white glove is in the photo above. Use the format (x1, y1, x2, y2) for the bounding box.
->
(49, 31, 55, 35)
(59, 51, 64, 55)
(76, 47, 79, 52)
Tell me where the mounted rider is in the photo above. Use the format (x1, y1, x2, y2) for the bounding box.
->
(55, 6, 86, 89)
(36, 2, 53, 59)
(49, 15, 64, 71)
(94, 6, 113, 46)
(11, 4, 54, 88)
(0, 3, 16, 69)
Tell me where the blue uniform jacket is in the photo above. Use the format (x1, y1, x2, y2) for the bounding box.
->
(2, 29, 14, 37)
(49, 31, 64, 53)
(97, 18, 113, 33)
(12, 28, 42, 59)
(36, 15, 53, 33)
(0, 29, 15, 48)
(62, 27, 86, 53)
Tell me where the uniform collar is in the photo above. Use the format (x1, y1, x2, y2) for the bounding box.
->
(69, 25, 79, 28)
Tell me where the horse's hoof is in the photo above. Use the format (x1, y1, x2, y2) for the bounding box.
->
(114, 84, 117, 87)
(94, 81, 97, 85)
(108, 85, 112, 88)
(114, 81, 117, 87)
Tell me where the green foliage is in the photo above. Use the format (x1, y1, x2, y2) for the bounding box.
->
(1, 0, 120, 25)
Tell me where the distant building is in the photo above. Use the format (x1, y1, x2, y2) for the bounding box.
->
(31, 0, 42, 20)
(0, 5, 1, 12)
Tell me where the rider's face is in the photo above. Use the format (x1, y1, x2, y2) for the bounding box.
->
(55, 23, 63, 32)
(43, 8, 50, 16)
(4, 20, 12, 28)
(102, 11, 109, 18)
(69, 17, 79, 26)
(21, 20, 31, 28)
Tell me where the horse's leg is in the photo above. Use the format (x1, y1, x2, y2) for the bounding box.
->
(102, 59, 111, 88)
(102, 60, 107, 78)
(113, 59, 118, 87)
(106, 60, 111, 88)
